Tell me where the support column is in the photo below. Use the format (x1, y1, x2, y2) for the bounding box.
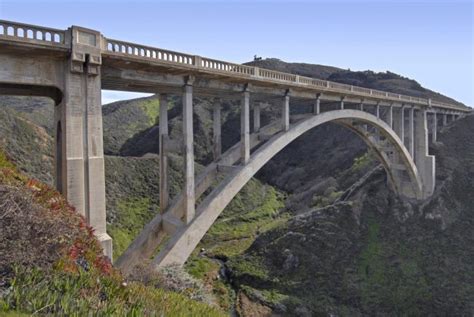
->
(241, 86, 250, 164)
(253, 102, 261, 132)
(408, 106, 415, 158)
(282, 91, 290, 131)
(376, 102, 380, 118)
(360, 100, 364, 111)
(340, 96, 345, 110)
(159, 94, 169, 212)
(415, 109, 435, 198)
(61, 26, 111, 258)
(183, 77, 195, 224)
(443, 113, 447, 126)
(213, 101, 222, 160)
(387, 104, 393, 128)
(313, 94, 320, 115)
(431, 112, 437, 143)
(393, 105, 404, 142)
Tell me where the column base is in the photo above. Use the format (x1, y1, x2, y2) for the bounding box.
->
(96, 232, 113, 261)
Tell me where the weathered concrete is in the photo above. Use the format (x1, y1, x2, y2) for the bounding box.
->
(431, 112, 437, 143)
(408, 106, 415, 157)
(415, 109, 435, 197)
(183, 78, 195, 224)
(282, 92, 290, 131)
(314, 94, 321, 115)
(241, 88, 250, 164)
(254, 102, 261, 132)
(152, 110, 423, 267)
(213, 101, 222, 160)
(159, 94, 169, 212)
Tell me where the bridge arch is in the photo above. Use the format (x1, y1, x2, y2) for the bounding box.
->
(151, 109, 423, 267)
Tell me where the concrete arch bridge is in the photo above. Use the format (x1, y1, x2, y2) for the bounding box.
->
(0, 20, 469, 270)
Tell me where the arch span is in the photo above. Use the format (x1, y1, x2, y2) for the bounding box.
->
(151, 109, 423, 267)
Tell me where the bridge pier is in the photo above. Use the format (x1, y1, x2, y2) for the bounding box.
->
(415, 109, 435, 197)
(313, 94, 321, 115)
(387, 104, 393, 128)
(431, 112, 437, 143)
(241, 86, 250, 164)
(159, 94, 169, 212)
(213, 100, 222, 160)
(340, 96, 345, 110)
(407, 106, 415, 157)
(282, 91, 290, 131)
(442, 113, 448, 126)
(253, 102, 261, 132)
(183, 77, 195, 224)
(58, 26, 111, 258)
(393, 106, 404, 142)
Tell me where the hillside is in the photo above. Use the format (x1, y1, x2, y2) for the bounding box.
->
(0, 57, 471, 315)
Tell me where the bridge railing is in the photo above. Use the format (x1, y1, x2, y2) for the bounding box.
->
(200, 57, 255, 75)
(0, 19, 469, 112)
(104, 38, 195, 66)
(0, 20, 66, 47)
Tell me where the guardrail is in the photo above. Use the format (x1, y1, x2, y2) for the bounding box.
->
(0, 19, 469, 112)
(0, 20, 66, 47)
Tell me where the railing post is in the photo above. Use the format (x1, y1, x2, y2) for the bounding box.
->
(241, 85, 251, 164)
(213, 100, 222, 160)
(193, 55, 202, 68)
(183, 76, 195, 224)
(159, 94, 169, 212)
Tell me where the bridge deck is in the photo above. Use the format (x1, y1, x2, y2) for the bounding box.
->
(0, 19, 470, 112)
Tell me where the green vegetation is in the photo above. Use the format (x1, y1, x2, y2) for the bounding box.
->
(356, 216, 432, 315)
(140, 97, 160, 125)
(108, 197, 155, 258)
(0, 147, 224, 316)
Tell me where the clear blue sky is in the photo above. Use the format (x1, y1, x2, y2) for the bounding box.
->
(1, 0, 473, 105)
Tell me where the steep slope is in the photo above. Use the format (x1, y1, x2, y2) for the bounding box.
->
(227, 114, 474, 316)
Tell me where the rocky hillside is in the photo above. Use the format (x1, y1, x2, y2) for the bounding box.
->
(0, 57, 471, 315)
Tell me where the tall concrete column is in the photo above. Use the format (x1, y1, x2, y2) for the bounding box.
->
(60, 26, 111, 258)
(241, 87, 250, 164)
(393, 106, 404, 142)
(360, 101, 364, 111)
(253, 102, 261, 132)
(408, 106, 415, 158)
(387, 104, 393, 128)
(340, 97, 345, 110)
(183, 77, 195, 224)
(431, 112, 437, 143)
(443, 113, 447, 126)
(376, 102, 380, 118)
(415, 109, 435, 198)
(313, 94, 320, 115)
(159, 94, 169, 212)
(213, 101, 222, 160)
(282, 92, 290, 131)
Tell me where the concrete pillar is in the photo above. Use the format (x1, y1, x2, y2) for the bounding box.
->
(313, 94, 320, 115)
(254, 103, 261, 132)
(376, 103, 380, 118)
(393, 106, 404, 142)
(340, 97, 345, 110)
(415, 109, 435, 198)
(360, 102, 364, 111)
(159, 94, 169, 212)
(431, 112, 437, 143)
(241, 87, 250, 164)
(408, 107, 415, 158)
(443, 113, 447, 126)
(387, 104, 393, 128)
(183, 77, 195, 224)
(213, 101, 222, 160)
(60, 26, 111, 258)
(282, 92, 290, 131)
